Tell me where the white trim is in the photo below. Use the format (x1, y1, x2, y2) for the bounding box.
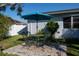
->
(71, 16, 73, 29)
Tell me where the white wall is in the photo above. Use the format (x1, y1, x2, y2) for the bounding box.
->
(8, 24, 27, 36)
(28, 21, 37, 34)
(51, 16, 64, 39)
(28, 20, 48, 34)
(38, 20, 48, 31)
(54, 21, 63, 38)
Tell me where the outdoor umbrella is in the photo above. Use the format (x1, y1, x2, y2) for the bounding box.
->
(22, 13, 52, 33)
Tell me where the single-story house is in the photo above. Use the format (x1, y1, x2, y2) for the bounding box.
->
(43, 8, 79, 39)
(8, 19, 27, 36)
(22, 8, 79, 39)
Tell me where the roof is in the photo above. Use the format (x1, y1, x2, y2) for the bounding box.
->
(43, 8, 79, 15)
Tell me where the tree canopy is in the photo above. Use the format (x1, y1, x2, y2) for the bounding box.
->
(0, 3, 22, 16)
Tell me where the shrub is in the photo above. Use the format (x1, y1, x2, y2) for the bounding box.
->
(46, 20, 59, 35)
(25, 35, 45, 46)
(41, 20, 59, 45)
(0, 14, 12, 40)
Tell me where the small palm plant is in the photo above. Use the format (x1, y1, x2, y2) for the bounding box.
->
(46, 20, 59, 36)
(44, 20, 59, 45)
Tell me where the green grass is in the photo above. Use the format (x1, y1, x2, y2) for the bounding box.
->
(0, 35, 24, 49)
(0, 52, 17, 56)
(52, 38, 79, 56)
(65, 39, 79, 56)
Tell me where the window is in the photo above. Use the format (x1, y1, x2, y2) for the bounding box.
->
(63, 17, 71, 28)
(63, 16, 79, 29)
(73, 16, 79, 28)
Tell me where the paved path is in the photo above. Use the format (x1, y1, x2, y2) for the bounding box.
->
(3, 44, 67, 56)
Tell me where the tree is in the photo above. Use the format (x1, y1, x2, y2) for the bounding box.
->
(0, 14, 13, 40)
(46, 21, 59, 35)
(44, 20, 59, 44)
(0, 3, 22, 16)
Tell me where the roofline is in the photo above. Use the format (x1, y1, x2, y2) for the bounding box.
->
(43, 8, 79, 15)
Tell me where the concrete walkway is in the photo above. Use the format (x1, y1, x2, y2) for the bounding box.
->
(3, 44, 67, 56)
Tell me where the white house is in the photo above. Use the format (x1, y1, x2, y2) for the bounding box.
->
(8, 20, 27, 36)
(21, 8, 79, 39)
(44, 8, 79, 39)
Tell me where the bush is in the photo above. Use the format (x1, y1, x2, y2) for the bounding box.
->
(42, 20, 59, 45)
(0, 14, 13, 40)
(25, 35, 45, 46)
(46, 20, 59, 35)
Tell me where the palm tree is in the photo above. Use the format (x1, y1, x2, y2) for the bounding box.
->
(0, 3, 22, 15)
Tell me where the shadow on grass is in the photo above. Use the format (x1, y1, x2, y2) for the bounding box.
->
(65, 38, 79, 56)
(65, 38, 79, 44)
(68, 45, 79, 50)
(66, 52, 76, 56)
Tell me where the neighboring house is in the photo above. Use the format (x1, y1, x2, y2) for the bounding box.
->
(8, 19, 27, 36)
(44, 8, 79, 39)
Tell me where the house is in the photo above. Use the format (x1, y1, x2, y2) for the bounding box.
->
(22, 8, 79, 39)
(43, 8, 79, 39)
(8, 19, 27, 36)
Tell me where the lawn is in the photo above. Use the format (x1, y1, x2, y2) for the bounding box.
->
(0, 52, 17, 56)
(0, 35, 26, 56)
(0, 35, 24, 49)
(51, 38, 79, 56)
(65, 39, 79, 56)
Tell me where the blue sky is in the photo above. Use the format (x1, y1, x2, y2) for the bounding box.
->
(2, 3, 79, 21)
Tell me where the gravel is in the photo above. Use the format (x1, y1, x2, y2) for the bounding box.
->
(3, 44, 67, 56)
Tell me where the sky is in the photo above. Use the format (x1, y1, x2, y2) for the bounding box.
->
(2, 3, 79, 21)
